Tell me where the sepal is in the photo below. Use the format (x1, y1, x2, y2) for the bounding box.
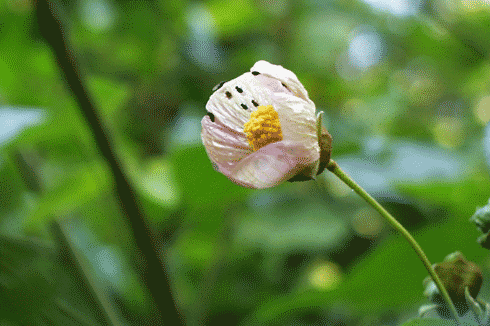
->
(315, 111, 332, 176)
(465, 287, 490, 325)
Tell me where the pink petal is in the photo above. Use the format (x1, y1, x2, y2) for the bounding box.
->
(225, 140, 320, 189)
(201, 115, 250, 174)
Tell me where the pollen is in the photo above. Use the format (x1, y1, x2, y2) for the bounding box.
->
(243, 105, 283, 151)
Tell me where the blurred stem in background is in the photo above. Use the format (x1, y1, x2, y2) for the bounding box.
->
(35, 1, 183, 324)
(192, 204, 239, 325)
(326, 160, 461, 324)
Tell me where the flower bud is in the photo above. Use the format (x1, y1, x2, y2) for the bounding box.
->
(470, 198, 490, 233)
(202, 61, 332, 189)
(423, 251, 483, 316)
(470, 198, 490, 250)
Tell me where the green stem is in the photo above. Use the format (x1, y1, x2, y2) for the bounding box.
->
(326, 160, 461, 324)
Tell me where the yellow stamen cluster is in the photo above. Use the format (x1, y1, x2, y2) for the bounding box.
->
(243, 105, 283, 151)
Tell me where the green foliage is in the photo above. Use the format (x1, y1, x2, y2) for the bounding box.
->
(0, 229, 108, 326)
(27, 161, 111, 229)
(2, 0, 490, 325)
(400, 319, 461, 326)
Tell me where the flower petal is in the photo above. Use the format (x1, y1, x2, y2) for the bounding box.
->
(206, 72, 318, 151)
(251, 60, 312, 103)
(201, 115, 250, 174)
(202, 60, 325, 189)
(272, 92, 318, 151)
(226, 140, 320, 189)
(206, 73, 277, 134)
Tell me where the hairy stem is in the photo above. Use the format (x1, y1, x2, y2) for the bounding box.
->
(327, 160, 461, 324)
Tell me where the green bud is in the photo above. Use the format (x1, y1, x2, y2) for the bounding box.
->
(476, 233, 490, 251)
(423, 251, 483, 316)
(470, 198, 490, 234)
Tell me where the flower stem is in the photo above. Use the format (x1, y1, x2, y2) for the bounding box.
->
(326, 160, 461, 324)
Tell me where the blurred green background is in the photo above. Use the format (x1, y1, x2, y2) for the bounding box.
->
(2, 0, 490, 325)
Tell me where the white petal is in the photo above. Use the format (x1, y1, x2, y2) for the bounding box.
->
(206, 73, 276, 134)
(201, 115, 250, 174)
(206, 72, 317, 149)
(248, 61, 318, 151)
(272, 93, 319, 152)
(250, 61, 312, 103)
(228, 140, 320, 189)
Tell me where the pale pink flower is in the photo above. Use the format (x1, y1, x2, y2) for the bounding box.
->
(201, 60, 329, 189)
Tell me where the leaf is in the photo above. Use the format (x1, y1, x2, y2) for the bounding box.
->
(25, 161, 111, 230)
(400, 319, 459, 326)
(50, 220, 123, 325)
(207, 0, 263, 36)
(0, 223, 126, 325)
(0, 234, 56, 325)
(137, 158, 181, 211)
(172, 145, 247, 210)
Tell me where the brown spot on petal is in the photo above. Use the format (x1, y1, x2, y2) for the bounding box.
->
(252, 71, 260, 75)
(225, 91, 232, 99)
(235, 86, 243, 93)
